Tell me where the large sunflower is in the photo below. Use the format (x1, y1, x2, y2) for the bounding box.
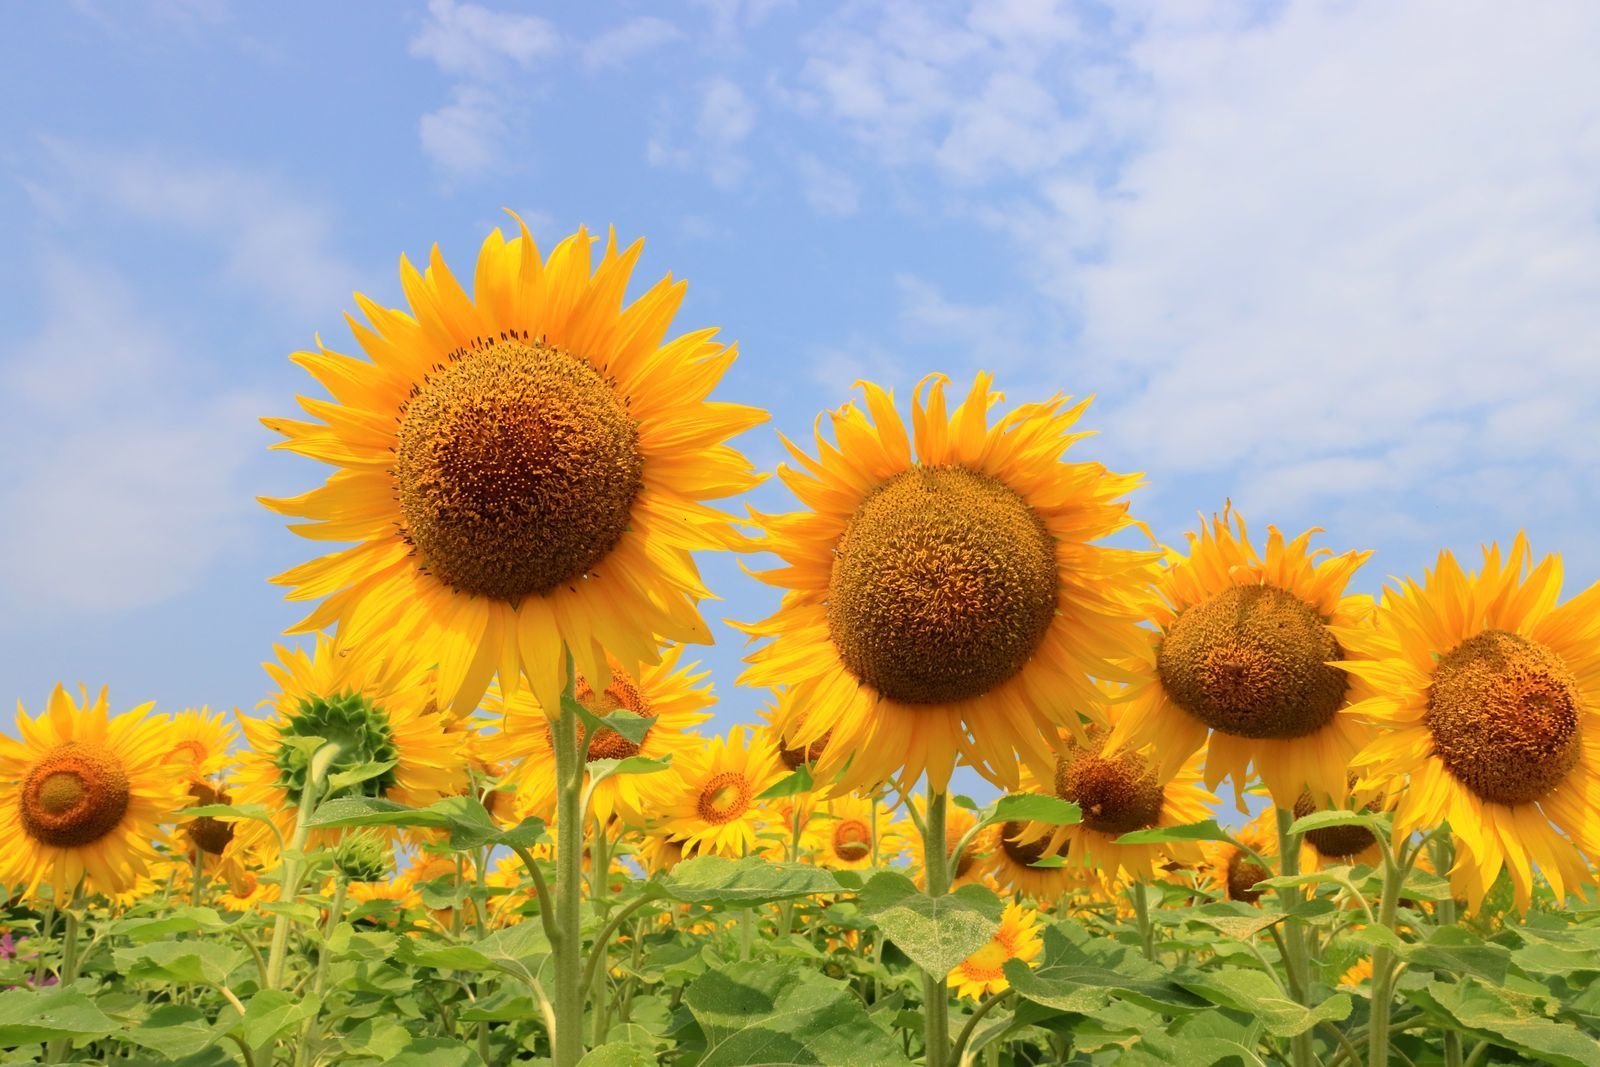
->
(263, 222, 766, 716)
(743, 374, 1152, 793)
(1343, 534, 1600, 909)
(1107, 508, 1374, 808)
(0, 685, 185, 903)
(652, 726, 784, 857)
(479, 645, 714, 826)
(1015, 726, 1217, 886)
(232, 637, 464, 855)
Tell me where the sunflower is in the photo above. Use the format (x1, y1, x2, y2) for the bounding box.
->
(976, 817, 1094, 906)
(0, 685, 185, 903)
(653, 727, 784, 857)
(632, 829, 698, 876)
(1015, 725, 1217, 886)
(479, 645, 713, 826)
(159, 708, 242, 861)
(807, 793, 906, 870)
(1107, 507, 1374, 808)
(262, 222, 766, 718)
(947, 901, 1043, 1000)
(1343, 534, 1600, 909)
(743, 374, 1152, 794)
(1199, 810, 1277, 904)
(1292, 782, 1384, 872)
(232, 637, 464, 856)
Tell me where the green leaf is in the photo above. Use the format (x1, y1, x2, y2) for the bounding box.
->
(112, 906, 230, 942)
(685, 961, 912, 1066)
(1115, 819, 1236, 846)
(119, 1003, 218, 1058)
(951, 795, 980, 811)
(1407, 979, 1600, 1067)
(114, 941, 246, 987)
(306, 794, 545, 850)
(0, 986, 118, 1045)
(1185, 903, 1287, 941)
(1286, 809, 1382, 837)
(179, 802, 279, 826)
(578, 1043, 658, 1067)
(990, 794, 1082, 826)
(1175, 969, 1351, 1037)
(1002, 928, 1207, 1016)
(235, 990, 321, 1048)
(385, 1036, 488, 1067)
(1400, 925, 1511, 985)
(660, 855, 842, 906)
(324, 759, 398, 797)
(758, 766, 815, 799)
(586, 754, 673, 790)
(856, 871, 1003, 976)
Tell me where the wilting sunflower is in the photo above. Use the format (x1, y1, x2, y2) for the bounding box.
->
(1199, 810, 1277, 905)
(744, 374, 1153, 793)
(1015, 725, 1217, 885)
(232, 637, 464, 856)
(262, 222, 766, 716)
(806, 793, 905, 870)
(654, 727, 784, 857)
(1343, 534, 1600, 909)
(0, 685, 185, 902)
(1107, 507, 1374, 808)
(947, 902, 1043, 1000)
(480, 645, 713, 825)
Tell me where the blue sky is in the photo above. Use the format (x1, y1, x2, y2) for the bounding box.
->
(4, 1, 1599, 798)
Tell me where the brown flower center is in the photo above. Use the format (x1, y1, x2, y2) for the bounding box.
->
(999, 819, 1066, 869)
(831, 818, 873, 862)
(575, 671, 652, 762)
(20, 743, 132, 848)
(184, 780, 236, 857)
(1292, 789, 1376, 858)
(696, 771, 752, 825)
(779, 730, 830, 770)
(1157, 584, 1347, 739)
(827, 466, 1058, 705)
(1054, 735, 1165, 836)
(394, 337, 643, 602)
(1426, 629, 1583, 806)
(1226, 850, 1270, 903)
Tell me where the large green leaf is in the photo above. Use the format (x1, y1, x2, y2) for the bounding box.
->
(118, 1003, 219, 1058)
(990, 794, 1082, 826)
(234, 990, 321, 1048)
(1002, 927, 1208, 1017)
(1115, 819, 1237, 846)
(0, 986, 118, 1046)
(856, 871, 1002, 976)
(684, 961, 912, 1066)
(1175, 969, 1351, 1037)
(114, 941, 246, 987)
(660, 855, 842, 905)
(385, 1036, 488, 1066)
(1400, 925, 1511, 984)
(578, 1043, 657, 1067)
(1407, 979, 1600, 1067)
(306, 794, 545, 850)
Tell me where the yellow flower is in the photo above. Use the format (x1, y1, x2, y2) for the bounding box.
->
(232, 637, 464, 857)
(1343, 534, 1600, 910)
(975, 818, 1097, 906)
(263, 222, 767, 717)
(1107, 507, 1374, 808)
(1200, 810, 1278, 904)
(806, 793, 906, 870)
(948, 902, 1043, 1000)
(0, 685, 185, 903)
(479, 645, 713, 826)
(158, 707, 238, 782)
(1016, 722, 1218, 886)
(652, 727, 784, 857)
(743, 374, 1152, 794)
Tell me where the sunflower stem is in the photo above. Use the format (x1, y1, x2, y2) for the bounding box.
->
(264, 743, 335, 992)
(296, 874, 347, 1067)
(1431, 835, 1463, 1067)
(1366, 832, 1406, 1067)
(1275, 806, 1314, 1067)
(921, 788, 951, 1067)
(1129, 881, 1155, 961)
(44, 886, 84, 1064)
(552, 649, 586, 1067)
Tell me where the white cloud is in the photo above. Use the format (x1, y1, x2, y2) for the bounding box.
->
(0, 257, 265, 615)
(36, 141, 358, 319)
(583, 16, 685, 70)
(649, 78, 758, 190)
(796, 153, 859, 216)
(409, 0, 558, 176)
(409, 0, 557, 75)
(699, 78, 757, 146)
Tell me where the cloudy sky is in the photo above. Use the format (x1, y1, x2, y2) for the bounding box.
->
(4, 1, 1599, 760)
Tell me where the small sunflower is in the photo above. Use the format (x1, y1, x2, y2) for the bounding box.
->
(653, 727, 784, 857)
(1016, 725, 1218, 885)
(976, 817, 1092, 905)
(263, 222, 766, 718)
(807, 793, 905, 870)
(1107, 507, 1374, 808)
(1200, 810, 1277, 904)
(632, 829, 698, 876)
(743, 374, 1153, 794)
(479, 645, 713, 826)
(0, 685, 185, 903)
(947, 901, 1043, 1000)
(1343, 534, 1600, 909)
(1292, 782, 1385, 872)
(232, 637, 464, 856)
(159, 707, 238, 782)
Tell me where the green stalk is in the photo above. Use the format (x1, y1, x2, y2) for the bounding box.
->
(1275, 807, 1314, 1067)
(1366, 840, 1406, 1067)
(591, 818, 613, 1046)
(1432, 835, 1462, 1067)
(44, 886, 84, 1064)
(296, 875, 348, 1067)
(921, 790, 951, 1067)
(1129, 882, 1155, 962)
(264, 744, 337, 991)
(552, 652, 586, 1067)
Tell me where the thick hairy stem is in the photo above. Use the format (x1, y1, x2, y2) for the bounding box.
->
(552, 651, 586, 1067)
(921, 790, 951, 1067)
(1130, 882, 1155, 962)
(44, 886, 84, 1064)
(1366, 843, 1405, 1067)
(1432, 836, 1463, 1067)
(1275, 807, 1314, 1067)
(265, 745, 336, 991)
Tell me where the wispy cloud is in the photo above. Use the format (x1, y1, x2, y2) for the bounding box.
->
(648, 77, 758, 190)
(583, 16, 685, 71)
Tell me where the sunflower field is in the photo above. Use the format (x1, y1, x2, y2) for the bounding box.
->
(4, 222, 1599, 1067)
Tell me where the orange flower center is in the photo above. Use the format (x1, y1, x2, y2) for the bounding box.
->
(831, 818, 873, 862)
(959, 927, 1018, 982)
(696, 771, 751, 825)
(20, 742, 132, 848)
